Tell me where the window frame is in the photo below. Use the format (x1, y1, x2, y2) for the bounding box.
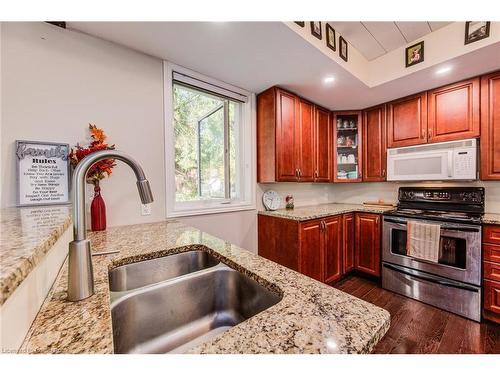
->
(164, 61, 256, 218)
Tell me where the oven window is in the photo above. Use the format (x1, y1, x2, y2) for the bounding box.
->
(391, 229, 407, 256)
(390, 228, 467, 269)
(439, 236, 466, 269)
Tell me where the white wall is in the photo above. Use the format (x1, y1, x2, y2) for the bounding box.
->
(257, 182, 335, 210)
(258, 181, 500, 214)
(328, 181, 500, 214)
(0, 22, 261, 252)
(1, 22, 166, 224)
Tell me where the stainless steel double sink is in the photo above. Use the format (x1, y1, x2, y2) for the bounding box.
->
(108, 249, 282, 354)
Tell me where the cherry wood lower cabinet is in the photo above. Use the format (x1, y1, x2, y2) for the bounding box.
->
(483, 224, 500, 324)
(324, 216, 343, 283)
(299, 219, 323, 281)
(342, 213, 355, 273)
(296, 216, 343, 283)
(355, 213, 381, 277)
(258, 212, 381, 283)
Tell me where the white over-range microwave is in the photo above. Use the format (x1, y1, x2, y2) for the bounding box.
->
(387, 139, 477, 181)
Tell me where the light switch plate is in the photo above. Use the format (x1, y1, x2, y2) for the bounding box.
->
(141, 203, 152, 216)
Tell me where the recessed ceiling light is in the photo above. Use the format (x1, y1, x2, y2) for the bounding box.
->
(323, 76, 335, 84)
(436, 66, 452, 75)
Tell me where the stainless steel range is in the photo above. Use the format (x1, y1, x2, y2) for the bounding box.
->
(382, 187, 484, 322)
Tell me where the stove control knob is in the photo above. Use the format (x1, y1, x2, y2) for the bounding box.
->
(460, 192, 479, 202)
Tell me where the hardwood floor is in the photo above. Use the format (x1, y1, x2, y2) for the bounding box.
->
(334, 275, 500, 354)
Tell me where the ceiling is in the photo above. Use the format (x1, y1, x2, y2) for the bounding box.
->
(66, 22, 500, 110)
(330, 22, 451, 60)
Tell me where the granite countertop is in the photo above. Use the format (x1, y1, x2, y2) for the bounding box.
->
(483, 213, 500, 225)
(20, 220, 390, 354)
(0, 205, 72, 305)
(259, 203, 395, 221)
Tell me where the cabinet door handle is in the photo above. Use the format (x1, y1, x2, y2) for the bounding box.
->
(295, 169, 299, 178)
(382, 169, 386, 177)
(298, 169, 302, 179)
(422, 129, 427, 139)
(314, 170, 319, 179)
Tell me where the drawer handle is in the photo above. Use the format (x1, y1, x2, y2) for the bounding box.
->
(383, 263, 479, 292)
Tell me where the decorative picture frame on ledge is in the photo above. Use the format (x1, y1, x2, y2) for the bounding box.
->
(405, 40, 424, 67)
(15, 140, 70, 207)
(326, 23, 336, 52)
(310, 21, 322, 40)
(464, 21, 490, 45)
(339, 36, 348, 62)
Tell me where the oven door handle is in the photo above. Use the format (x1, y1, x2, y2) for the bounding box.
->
(384, 217, 480, 232)
(384, 217, 408, 225)
(383, 263, 479, 292)
(441, 226, 480, 233)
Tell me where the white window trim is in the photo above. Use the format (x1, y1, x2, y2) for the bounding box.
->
(163, 61, 256, 218)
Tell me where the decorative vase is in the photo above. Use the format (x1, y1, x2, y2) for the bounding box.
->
(90, 181, 106, 231)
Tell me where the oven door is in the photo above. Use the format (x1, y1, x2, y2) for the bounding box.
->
(382, 215, 481, 286)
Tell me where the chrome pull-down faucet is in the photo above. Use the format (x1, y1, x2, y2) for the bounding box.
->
(67, 150, 153, 301)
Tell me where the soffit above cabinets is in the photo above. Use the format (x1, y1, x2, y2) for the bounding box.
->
(330, 22, 452, 60)
(66, 21, 500, 110)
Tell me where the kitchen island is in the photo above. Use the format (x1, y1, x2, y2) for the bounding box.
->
(20, 219, 390, 354)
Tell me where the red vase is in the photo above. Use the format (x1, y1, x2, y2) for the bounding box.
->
(91, 182, 106, 231)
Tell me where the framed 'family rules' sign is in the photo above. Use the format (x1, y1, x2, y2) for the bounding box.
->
(16, 140, 71, 206)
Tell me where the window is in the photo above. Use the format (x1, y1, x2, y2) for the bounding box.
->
(164, 62, 255, 217)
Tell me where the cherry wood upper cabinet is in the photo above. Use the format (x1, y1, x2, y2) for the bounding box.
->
(342, 213, 355, 274)
(299, 220, 323, 281)
(427, 78, 480, 143)
(480, 71, 500, 180)
(355, 213, 381, 277)
(324, 216, 343, 283)
(297, 98, 315, 182)
(387, 92, 428, 148)
(257, 87, 331, 183)
(333, 111, 363, 182)
(362, 105, 387, 181)
(257, 87, 297, 182)
(275, 89, 298, 181)
(314, 106, 332, 182)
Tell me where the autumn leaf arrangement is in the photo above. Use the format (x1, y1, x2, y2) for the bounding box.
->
(69, 124, 116, 187)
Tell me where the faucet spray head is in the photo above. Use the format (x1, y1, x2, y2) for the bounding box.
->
(137, 179, 154, 204)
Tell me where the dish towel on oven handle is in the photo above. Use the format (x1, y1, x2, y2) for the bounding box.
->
(406, 220, 441, 263)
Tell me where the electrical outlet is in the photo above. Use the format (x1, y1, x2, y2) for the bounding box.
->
(141, 203, 152, 216)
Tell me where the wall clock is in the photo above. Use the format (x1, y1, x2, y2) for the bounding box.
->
(262, 190, 281, 211)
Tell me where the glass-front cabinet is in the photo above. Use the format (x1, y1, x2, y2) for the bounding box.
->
(333, 111, 362, 182)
